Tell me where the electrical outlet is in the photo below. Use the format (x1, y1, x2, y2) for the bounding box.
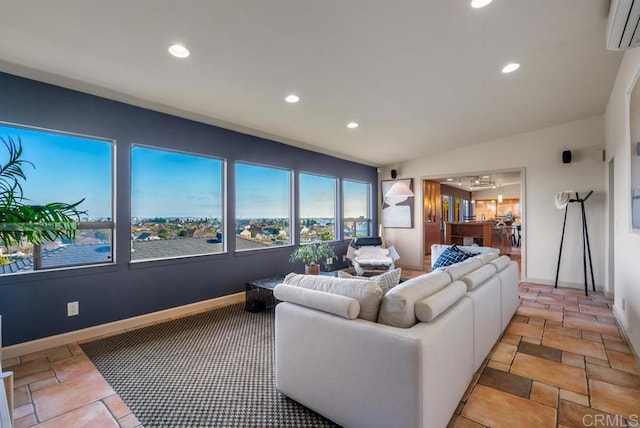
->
(67, 301, 79, 317)
(326, 257, 333, 265)
(342, 255, 346, 262)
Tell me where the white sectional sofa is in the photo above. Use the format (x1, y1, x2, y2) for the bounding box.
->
(274, 245, 519, 428)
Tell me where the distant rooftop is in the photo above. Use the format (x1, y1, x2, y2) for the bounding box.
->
(0, 236, 272, 274)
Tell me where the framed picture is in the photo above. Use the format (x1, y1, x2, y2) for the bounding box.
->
(381, 179, 414, 228)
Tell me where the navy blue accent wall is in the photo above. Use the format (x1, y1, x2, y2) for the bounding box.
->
(0, 72, 378, 346)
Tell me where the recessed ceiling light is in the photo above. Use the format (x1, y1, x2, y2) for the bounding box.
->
(446, 178, 454, 182)
(285, 94, 300, 103)
(502, 63, 520, 73)
(168, 44, 190, 58)
(347, 122, 359, 129)
(471, 0, 493, 8)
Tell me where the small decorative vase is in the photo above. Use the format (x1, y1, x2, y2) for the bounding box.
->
(305, 264, 320, 275)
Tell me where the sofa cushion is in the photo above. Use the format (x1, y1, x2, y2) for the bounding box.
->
(337, 268, 402, 294)
(274, 284, 360, 319)
(415, 281, 467, 322)
(284, 273, 382, 322)
(439, 257, 483, 281)
(472, 253, 499, 265)
(432, 245, 474, 269)
(377, 270, 452, 328)
(460, 264, 498, 290)
(491, 255, 512, 272)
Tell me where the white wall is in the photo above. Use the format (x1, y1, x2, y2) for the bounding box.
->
(383, 115, 606, 290)
(472, 183, 521, 200)
(604, 48, 640, 356)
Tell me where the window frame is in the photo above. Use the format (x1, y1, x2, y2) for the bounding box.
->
(342, 178, 372, 240)
(234, 160, 294, 252)
(0, 121, 116, 275)
(298, 171, 338, 244)
(129, 144, 227, 263)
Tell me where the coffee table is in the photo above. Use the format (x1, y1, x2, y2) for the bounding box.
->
(245, 272, 338, 312)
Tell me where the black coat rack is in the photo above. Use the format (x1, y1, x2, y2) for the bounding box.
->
(554, 191, 595, 296)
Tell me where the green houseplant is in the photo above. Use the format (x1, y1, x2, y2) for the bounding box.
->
(289, 242, 336, 275)
(0, 136, 85, 256)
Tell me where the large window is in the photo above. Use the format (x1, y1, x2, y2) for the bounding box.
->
(299, 173, 336, 243)
(343, 179, 371, 239)
(0, 123, 114, 274)
(131, 146, 224, 261)
(235, 162, 291, 249)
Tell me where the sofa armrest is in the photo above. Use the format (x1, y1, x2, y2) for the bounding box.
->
(273, 284, 360, 319)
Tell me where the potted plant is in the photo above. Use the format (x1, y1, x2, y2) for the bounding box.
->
(0, 136, 85, 255)
(289, 242, 336, 275)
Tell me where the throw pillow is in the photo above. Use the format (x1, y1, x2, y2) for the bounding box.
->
(432, 245, 474, 269)
(337, 268, 402, 294)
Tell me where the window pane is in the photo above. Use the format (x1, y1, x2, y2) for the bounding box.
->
(0, 124, 113, 274)
(131, 146, 224, 261)
(343, 180, 370, 238)
(299, 173, 336, 243)
(235, 162, 291, 249)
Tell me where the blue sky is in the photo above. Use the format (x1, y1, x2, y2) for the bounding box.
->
(0, 124, 370, 221)
(132, 146, 223, 218)
(0, 124, 112, 219)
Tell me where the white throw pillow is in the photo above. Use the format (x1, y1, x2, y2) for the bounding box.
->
(283, 273, 383, 322)
(337, 268, 402, 294)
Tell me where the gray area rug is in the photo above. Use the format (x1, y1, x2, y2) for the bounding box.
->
(81, 304, 338, 427)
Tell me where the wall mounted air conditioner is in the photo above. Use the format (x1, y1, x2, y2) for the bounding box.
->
(607, 0, 640, 50)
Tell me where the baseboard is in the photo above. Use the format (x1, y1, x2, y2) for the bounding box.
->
(2, 292, 245, 360)
(524, 276, 604, 292)
(612, 305, 640, 363)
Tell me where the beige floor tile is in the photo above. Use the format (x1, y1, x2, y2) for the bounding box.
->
(29, 377, 59, 392)
(103, 394, 131, 419)
(118, 412, 142, 428)
(541, 332, 607, 360)
(563, 316, 620, 337)
(20, 346, 71, 364)
(590, 379, 640, 419)
(447, 414, 485, 428)
(461, 384, 556, 428)
(489, 342, 518, 365)
(486, 360, 511, 372)
(544, 324, 581, 337)
(501, 333, 522, 346)
(13, 403, 34, 420)
(505, 322, 543, 340)
(562, 351, 585, 369)
(35, 401, 118, 428)
(51, 354, 98, 382)
(521, 301, 549, 309)
(13, 369, 55, 389)
(565, 310, 598, 321)
(528, 317, 547, 326)
(586, 363, 640, 390)
(9, 358, 51, 380)
(32, 371, 114, 422)
(581, 330, 603, 343)
(511, 353, 587, 394)
(559, 389, 589, 406)
(529, 381, 558, 408)
(580, 304, 611, 317)
(2, 356, 20, 367)
(521, 337, 542, 345)
(517, 305, 563, 322)
(585, 356, 610, 367)
(559, 400, 627, 428)
(13, 414, 37, 428)
(67, 343, 85, 356)
(607, 349, 640, 375)
(603, 338, 632, 354)
(13, 385, 30, 407)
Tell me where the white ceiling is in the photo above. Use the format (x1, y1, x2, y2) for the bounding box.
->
(0, 0, 623, 166)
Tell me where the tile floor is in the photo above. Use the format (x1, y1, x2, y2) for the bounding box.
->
(2, 282, 639, 427)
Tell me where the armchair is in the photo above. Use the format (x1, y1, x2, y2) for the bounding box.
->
(345, 236, 400, 276)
